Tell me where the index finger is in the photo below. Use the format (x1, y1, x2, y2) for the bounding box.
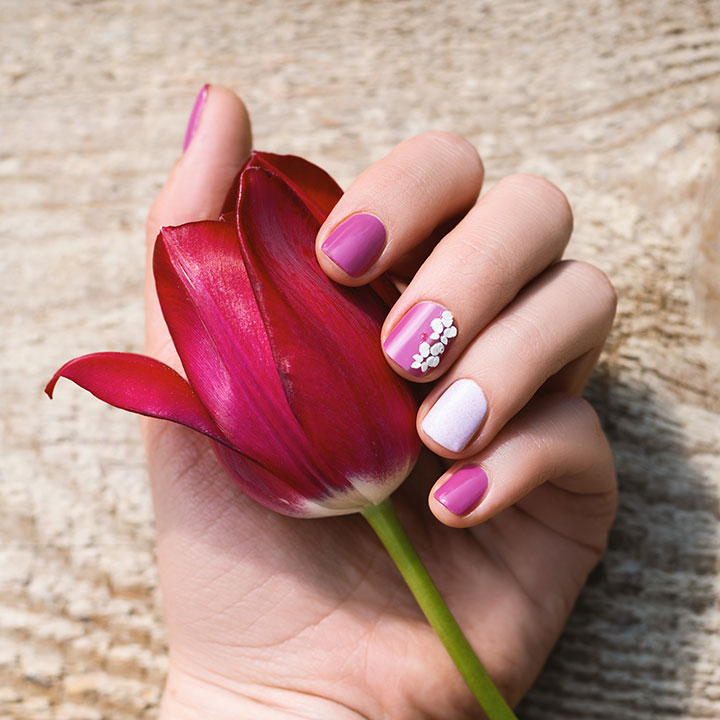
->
(315, 131, 484, 285)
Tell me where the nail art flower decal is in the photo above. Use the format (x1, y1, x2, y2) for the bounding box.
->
(46, 151, 420, 517)
(431, 310, 457, 343)
(410, 310, 457, 373)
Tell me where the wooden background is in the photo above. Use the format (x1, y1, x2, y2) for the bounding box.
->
(2, 1, 720, 717)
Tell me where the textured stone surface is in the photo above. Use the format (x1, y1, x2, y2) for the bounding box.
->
(2, 1, 720, 718)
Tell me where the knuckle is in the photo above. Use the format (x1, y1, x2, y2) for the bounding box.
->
(497, 173, 574, 237)
(522, 420, 559, 485)
(454, 231, 515, 289)
(565, 395, 606, 444)
(527, 395, 606, 472)
(563, 260, 618, 322)
(495, 310, 547, 366)
(593, 268, 618, 321)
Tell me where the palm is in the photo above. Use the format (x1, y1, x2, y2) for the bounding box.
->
(146, 418, 612, 719)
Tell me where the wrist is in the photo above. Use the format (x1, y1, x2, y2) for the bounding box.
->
(160, 666, 367, 720)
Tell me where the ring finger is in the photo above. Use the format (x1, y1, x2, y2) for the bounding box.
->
(418, 259, 617, 457)
(429, 392, 617, 531)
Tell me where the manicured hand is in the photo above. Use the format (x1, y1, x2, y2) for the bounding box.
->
(144, 85, 617, 720)
(317, 130, 617, 527)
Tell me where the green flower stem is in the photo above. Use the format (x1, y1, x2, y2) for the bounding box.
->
(361, 497, 517, 720)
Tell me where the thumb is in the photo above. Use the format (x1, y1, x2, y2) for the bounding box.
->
(144, 85, 252, 362)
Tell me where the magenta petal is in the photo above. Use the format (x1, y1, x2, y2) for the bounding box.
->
(370, 274, 401, 308)
(236, 168, 420, 490)
(211, 442, 325, 517)
(249, 151, 343, 221)
(45, 352, 226, 443)
(222, 151, 343, 221)
(153, 219, 352, 499)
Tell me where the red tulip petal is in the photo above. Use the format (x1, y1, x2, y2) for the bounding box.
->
(250, 152, 402, 312)
(211, 442, 327, 517)
(369, 274, 401, 308)
(222, 151, 342, 221)
(220, 151, 398, 312)
(212, 440, 400, 518)
(153, 219, 351, 498)
(249, 151, 343, 220)
(236, 168, 420, 491)
(45, 352, 226, 443)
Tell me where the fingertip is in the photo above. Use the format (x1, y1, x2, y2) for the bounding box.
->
(146, 85, 253, 248)
(182, 84, 209, 152)
(380, 304, 461, 386)
(209, 85, 252, 132)
(315, 246, 370, 286)
(316, 212, 387, 285)
(182, 84, 252, 162)
(145, 85, 254, 359)
(429, 489, 485, 529)
(428, 464, 491, 528)
(429, 492, 471, 528)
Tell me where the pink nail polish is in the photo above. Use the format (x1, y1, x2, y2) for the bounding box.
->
(321, 213, 386, 277)
(383, 301, 458, 377)
(183, 84, 209, 152)
(434, 465, 489, 516)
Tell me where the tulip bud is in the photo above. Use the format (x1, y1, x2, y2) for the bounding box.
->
(46, 152, 420, 517)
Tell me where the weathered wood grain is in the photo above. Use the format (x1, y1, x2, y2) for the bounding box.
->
(2, 1, 719, 717)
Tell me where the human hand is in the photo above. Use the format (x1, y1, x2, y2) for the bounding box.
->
(143, 85, 617, 720)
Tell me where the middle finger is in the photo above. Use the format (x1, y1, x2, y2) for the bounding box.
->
(382, 173, 574, 381)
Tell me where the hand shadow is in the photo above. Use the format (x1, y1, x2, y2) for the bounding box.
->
(518, 367, 719, 719)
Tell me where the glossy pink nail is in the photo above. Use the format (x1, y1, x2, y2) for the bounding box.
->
(321, 213, 386, 276)
(434, 465, 489, 515)
(383, 301, 457, 377)
(183, 84, 209, 151)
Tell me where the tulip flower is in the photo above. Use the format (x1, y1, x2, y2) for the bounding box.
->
(46, 151, 420, 517)
(46, 151, 516, 719)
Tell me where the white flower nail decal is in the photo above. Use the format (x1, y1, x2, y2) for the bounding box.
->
(410, 310, 456, 373)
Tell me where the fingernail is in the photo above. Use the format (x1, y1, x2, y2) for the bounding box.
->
(321, 213, 386, 276)
(383, 302, 457, 377)
(434, 465, 489, 515)
(183, 84, 209, 151)
(421, 378, 487, 452)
